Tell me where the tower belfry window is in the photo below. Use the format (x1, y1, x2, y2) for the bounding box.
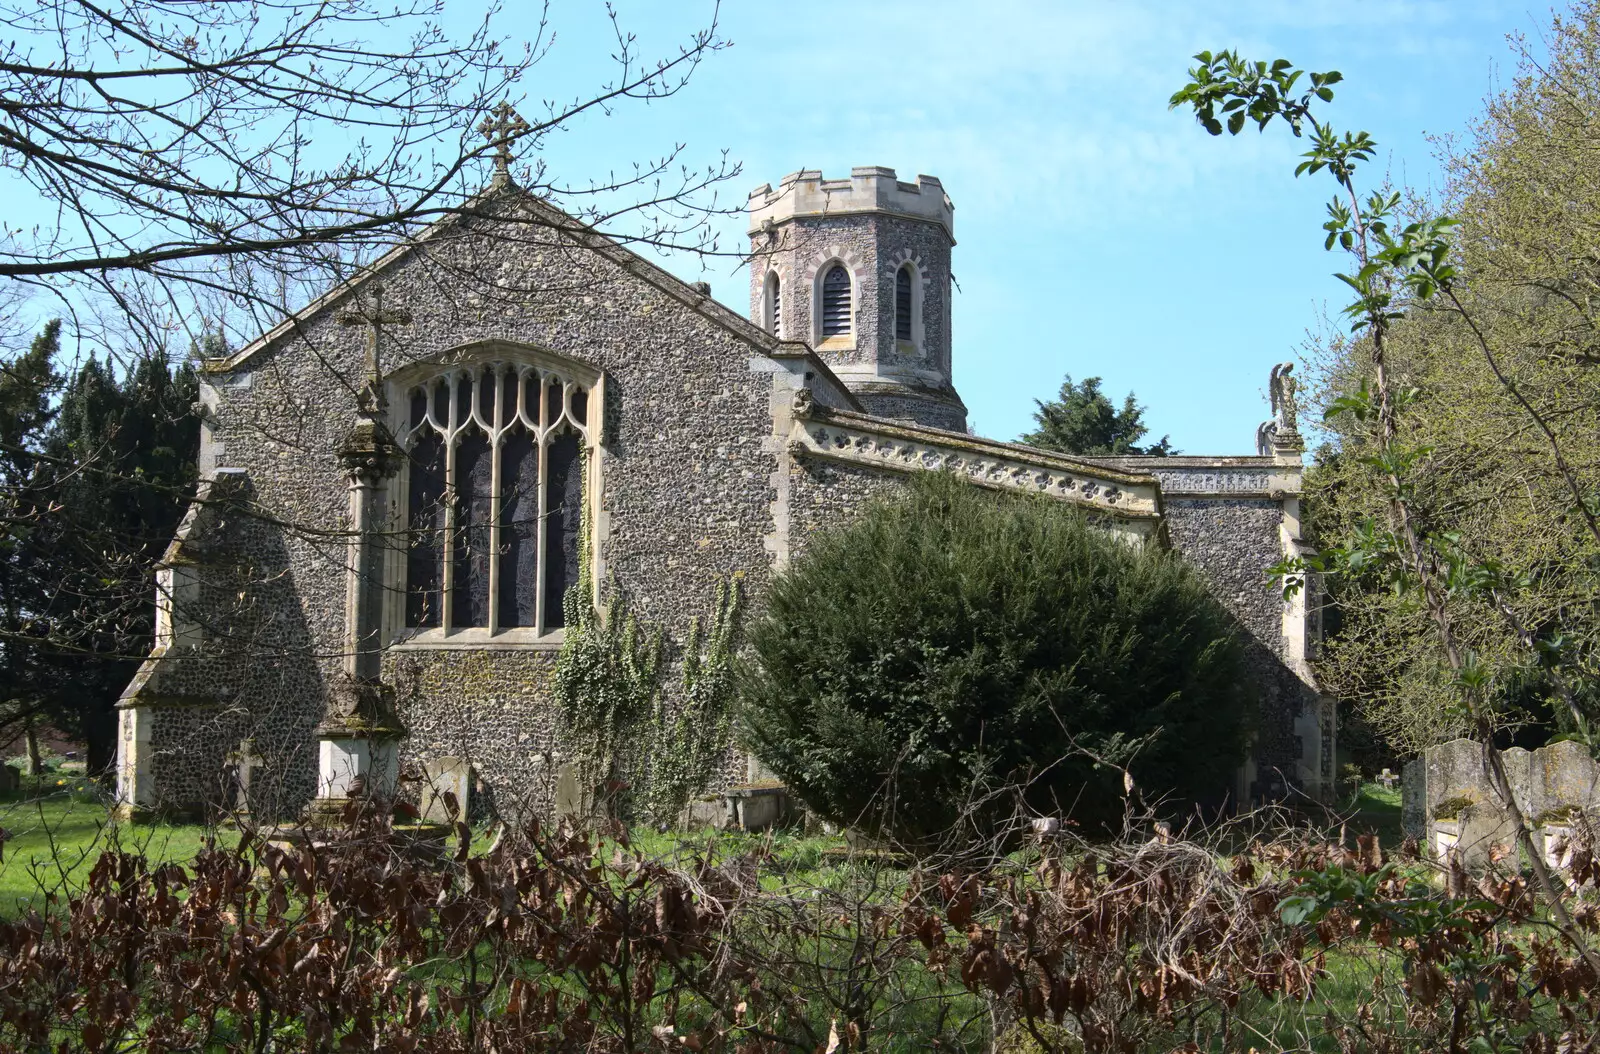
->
(821, 264, 852, 337)
(765, 272, 781, 335)
(895, 265, 913, 342)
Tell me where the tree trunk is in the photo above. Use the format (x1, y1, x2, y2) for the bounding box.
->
(84, 708, 117, 780)
(23, 717, 42, 776)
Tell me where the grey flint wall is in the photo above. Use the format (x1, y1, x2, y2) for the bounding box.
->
(116, 175, 1329, 820)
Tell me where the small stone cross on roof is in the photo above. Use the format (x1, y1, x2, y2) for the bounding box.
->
(479, 101, 530, 184)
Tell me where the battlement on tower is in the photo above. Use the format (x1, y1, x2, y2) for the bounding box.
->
(747, 167, 954, 241)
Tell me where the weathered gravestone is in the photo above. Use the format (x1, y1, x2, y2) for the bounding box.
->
(0, 763, 18, 793)
(224, 738, 266, 817)
(1403, 738, 1600, 869)
(1453, 802, 1517, 871)
(420, 756, 471, 825)
(554, 761, 609, 825)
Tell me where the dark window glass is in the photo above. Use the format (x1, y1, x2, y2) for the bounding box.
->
(430, 377, 449, 424)
(523, 372, 540, 421)
(821, 264, 851, 337)
(476, 366, 496, 424)
(498, 428, 540, 628)
(895, 266, 913, 341)
(409, 386, 429, 431)
(451, 431, 494, 628)
(500, 367, 518, 425)
(544, 377, 563, 426)
(405, 434, 446, 628)
(542, 431, 583, 629)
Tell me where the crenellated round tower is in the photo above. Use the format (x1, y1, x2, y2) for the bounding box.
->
(747, 166, 966, 432)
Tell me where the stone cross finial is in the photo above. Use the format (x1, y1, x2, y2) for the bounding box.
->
(478, 101, 530, 184)
(336, 282, 412, 416)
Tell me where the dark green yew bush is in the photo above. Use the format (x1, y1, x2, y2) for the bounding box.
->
(739, 471, 1253, 843)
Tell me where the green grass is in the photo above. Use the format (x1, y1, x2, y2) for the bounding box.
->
(0, 788, 233, 916)
(1339, 780, 1404, 845)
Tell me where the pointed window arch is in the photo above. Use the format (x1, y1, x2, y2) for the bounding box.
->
(820, 263, 852, 338)
(391, 345, 600, 642)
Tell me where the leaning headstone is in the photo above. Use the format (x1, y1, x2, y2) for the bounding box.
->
(420, 756, 470, 825)
(1500, 746, 1535, 816)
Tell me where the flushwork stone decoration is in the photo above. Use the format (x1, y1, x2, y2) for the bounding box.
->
(114, 159, 1333, 821)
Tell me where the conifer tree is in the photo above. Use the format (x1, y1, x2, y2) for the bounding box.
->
(30, 352, 198, 773)
(0, 322, 62, 751)
(1022, 374, 1174, 456)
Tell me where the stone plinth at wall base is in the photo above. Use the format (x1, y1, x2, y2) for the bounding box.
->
(112, 802, 158, 825)
(721, 783, 793, 832)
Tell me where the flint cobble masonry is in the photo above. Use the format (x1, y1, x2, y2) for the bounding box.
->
(116, 168, 1330, 819)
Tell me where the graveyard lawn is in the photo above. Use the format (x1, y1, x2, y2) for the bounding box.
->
(0, 792, 850, 919)
(0, 791, 235, 916)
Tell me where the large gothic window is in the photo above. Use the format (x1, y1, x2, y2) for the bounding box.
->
(820, 263, 852, 338)
(398, 358, 594, 639)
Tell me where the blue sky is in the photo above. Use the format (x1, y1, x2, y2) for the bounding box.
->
(499, 0, 1551, 453)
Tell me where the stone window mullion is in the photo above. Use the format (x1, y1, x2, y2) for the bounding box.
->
(487, 363, 505, 635)
(534, 373, 550, 635)
(440, 370, 459, 634)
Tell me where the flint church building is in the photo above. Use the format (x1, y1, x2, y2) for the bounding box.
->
(115, 147, 1332, 819)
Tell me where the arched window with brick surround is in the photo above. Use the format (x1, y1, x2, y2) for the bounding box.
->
(820, 263, 852, 338)
(392, 345, 600, 642)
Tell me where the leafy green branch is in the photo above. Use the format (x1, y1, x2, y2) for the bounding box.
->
(1173, 50, 1600, 977)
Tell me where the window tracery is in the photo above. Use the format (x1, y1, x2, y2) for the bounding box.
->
(394, 353, 596, 641)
